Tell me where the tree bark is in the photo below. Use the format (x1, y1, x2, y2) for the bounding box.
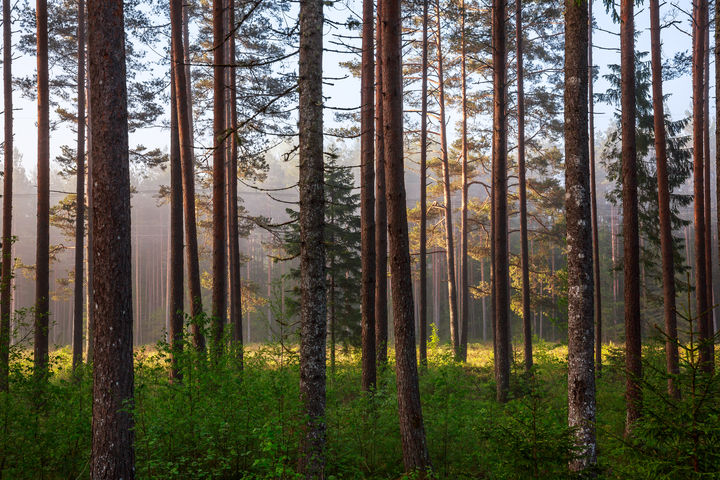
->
(565, 0, 597, 471)
(419, 0, 429, 367)
(88, 0, 134, 476)
(382, 0, 431, 472)
(621, 0, 641, 433)
(434, 0, 459, 359)
(34, 0, 50, 376)
(703, 14, 715, 370)
(649, 0, 679, 398)
(375, 0, 388, 367)
(716, 0, 720, 360)
(458, 0, 469, 363)
(212, 0, 227, 354)
(516, 0, 531, 374)
(360, 0, 376, 391)
(297, 0, 327, 476)
(0, 0, 13, 391)
(492, 0, 510, 403)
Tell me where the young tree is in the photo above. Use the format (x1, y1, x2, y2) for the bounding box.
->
(375, 0, 388, 366)
(297, 0, 327, 475)
(0, 0, 13, 391)
(516, 0, 531, 373)
(360, 0, 376, 391)
(492, 0, 510, 403)
(620, 0, 641, 432)
(71, 0, 86, 371)
(34, 0, 50, 376)
(382, 0, 431, 471)
(649, 0, 679, 398)
(211, 0, 227, 353)
(88, 0, 134, 476)
(565, 0, 597, 471)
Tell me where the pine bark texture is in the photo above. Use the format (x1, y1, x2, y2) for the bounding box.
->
(88, 0, 135, 476)
(360, 0, 376, 391)
(418, 0, 429, 367)
(702, 14, 714, 371)
(621, 0, 642, 432)
(382, 0, 431, 472)
(34, 0, 50, 375)
(492, 0, 510, 403)
(564, 0, 597, 471)
(649, 0, 679, 398)
(0, 0, 14, 391)
(72, 0, 86, 371)
(516, 0, 531, 373)
(375, 0, 388, 366)
(212, 0, 227, 353)
(297, 0, 327, 476)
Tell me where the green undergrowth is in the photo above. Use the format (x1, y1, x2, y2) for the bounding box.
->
(0, 334, 718, 479)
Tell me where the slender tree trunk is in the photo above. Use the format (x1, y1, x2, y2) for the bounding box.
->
(588, 0, 602, 376)
(419, 0, 429, 367)
(716, 0, 720, 347)
(492, 0, 510, 403)
(375, 0, 388, 366)
(173, 1, 205, 351)
(88, 0, 134, 475)
(34, 0, 50, 376)
(459, 0, 470, 362)
(227, 0, 243, 362)
(297, 0, 327, 475)
(649, 0, 679, 398)
(0, 0, 13, 391)
(565, 0, 597, 471)
(621, 0, 641, 433)
(703, 16, 715, 369)
(692, 0, 711, 372)
(212, 0, 227, 354)
(71, 0, 86, 371)
(360, 0, 376, 391)
(382, 0, 431, 471)
(169, 3, 185, 381)
(86, 82, 94, 361)
(516, 0, 531, 373)
(433, 0, 459, 358)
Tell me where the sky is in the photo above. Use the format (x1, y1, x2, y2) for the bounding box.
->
(0, 0, 701, 181)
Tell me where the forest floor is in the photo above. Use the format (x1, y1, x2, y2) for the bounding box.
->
(0, 336, 718, 479)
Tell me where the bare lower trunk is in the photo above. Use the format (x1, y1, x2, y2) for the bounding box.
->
(88, 0, 135, 475)
(565, 0, 597, 471)
(375, 0, 388, 367)
(382, 0, 431, 471)
(418, 0, 429, 366)
(492, 0, 510, 403)
(297, 0, 327, 476)
(0, 0, 13, 391)
(621, 0, 641, 433)
(703, 18, 715, 371)
(649, 0, 679, 398)
(360, 0, 376, 391)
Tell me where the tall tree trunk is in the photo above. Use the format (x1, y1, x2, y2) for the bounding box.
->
(516, 0, 531, 374)
(226, 0, 243, 363)
(649, 0, 679, 398)
(693, 0, 711, 372)
(703, 16, 715, 369)
(88, 0, 134, 475)
(297, 0, 327, 475)
(360, 0, 376, 391)
(0, 0, 13, 391)
(459, 0, 470, 362)
(621, 0, 641, 433)
(169, 0, 186, 381)
(382, 0, 431, 471)
(588, 0, 602, 377)
(86, 81, 94, 361)
(34, 0, 50, 376)
(375, 0, 388, 366)
(565, 0, 597, 471)
(419, 0, 429, 367)
(175, 1, 205, 351)
(492, 0, 510, 403)
(212, 0, 227, 354)
(716, 0, 720, 356)
(433, 0, 459, 358)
